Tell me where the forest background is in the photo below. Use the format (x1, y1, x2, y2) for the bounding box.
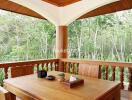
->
(0, 9, 132, 84)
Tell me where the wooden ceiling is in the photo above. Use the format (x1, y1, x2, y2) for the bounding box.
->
(42, 0, 80, 7)
(0, 0, 44, 19)
(79, 0, 132, 19)
(0, 0, 132, 21)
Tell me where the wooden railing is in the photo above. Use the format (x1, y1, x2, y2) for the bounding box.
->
(0, 59, 59, 79)
(0, 58, 132, 91)
(59, 59, 132, 91)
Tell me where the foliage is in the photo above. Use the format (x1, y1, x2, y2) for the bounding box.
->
(0, 9, 132, 83)
(0, 11, 56, 62)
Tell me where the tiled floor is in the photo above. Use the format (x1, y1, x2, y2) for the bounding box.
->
(121, 90, 131, 100)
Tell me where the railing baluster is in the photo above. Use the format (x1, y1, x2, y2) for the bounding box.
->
(112, 66, 115, 81)
(72, 63, 74, 74)
(128, 68, 132, 91)
(4, 67, 9, 79)
(105, 65, 108, 80)
(63, 62, 66, 72)
(67, 62, 70, 73)
(120, 67, 124, 89)
(65, 62, 69, 73)
(68, 62, 71, 73)
(76, 63, 79, 74)
(64, 62, 67, 72)
(42, 63, 44, 70)
(46, 63, 49, 71)
(55, 62, 59, 71)
(37, 64, 39, 72)
(50, 62, 53, 71)
(98, 65, 102, 79)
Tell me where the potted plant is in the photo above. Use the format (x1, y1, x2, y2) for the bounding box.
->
(57, 72, 65, 82)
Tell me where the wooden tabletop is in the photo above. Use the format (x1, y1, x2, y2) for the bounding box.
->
(4, 71, 121, 100)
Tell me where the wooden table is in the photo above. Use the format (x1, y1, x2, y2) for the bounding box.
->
(4, 71, 120, 100)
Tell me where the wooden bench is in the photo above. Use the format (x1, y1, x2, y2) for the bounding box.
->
(11, 65, 34, 78)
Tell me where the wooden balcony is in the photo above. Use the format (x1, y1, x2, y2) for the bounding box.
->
(0, 59, 132, 99)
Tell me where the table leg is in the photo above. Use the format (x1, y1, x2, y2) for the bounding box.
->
(11, 93, 16, 100)
(114, 87, 120, 100)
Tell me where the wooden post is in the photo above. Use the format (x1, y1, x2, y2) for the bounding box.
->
(56, 26, 68, 58)
(56, 26, 68, 71)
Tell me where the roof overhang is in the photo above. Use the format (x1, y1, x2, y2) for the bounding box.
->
(0, 0, 44, 19)
(0, 0, 132, 25)
(80, 0, 132, 19)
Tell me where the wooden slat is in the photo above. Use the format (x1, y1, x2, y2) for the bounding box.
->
(78, 64, 99, 78)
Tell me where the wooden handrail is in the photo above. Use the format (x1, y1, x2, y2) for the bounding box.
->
(60, 59, 132, 68)
(0, 59, 59, 68)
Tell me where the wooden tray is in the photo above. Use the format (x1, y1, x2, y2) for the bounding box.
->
(64, 79, 84, 88)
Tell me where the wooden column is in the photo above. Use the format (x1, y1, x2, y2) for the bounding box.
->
(56, 26, 68, 58)
(56, 26, 68, 72)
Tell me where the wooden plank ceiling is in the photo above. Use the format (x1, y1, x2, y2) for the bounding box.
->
(79, 0, 132, 19)
(0, 0, 44, 19)
(0, 0, 132, 20)
(42, 0, 80, 6)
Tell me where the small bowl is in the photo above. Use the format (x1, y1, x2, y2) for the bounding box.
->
(46, 75, 55, 80)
